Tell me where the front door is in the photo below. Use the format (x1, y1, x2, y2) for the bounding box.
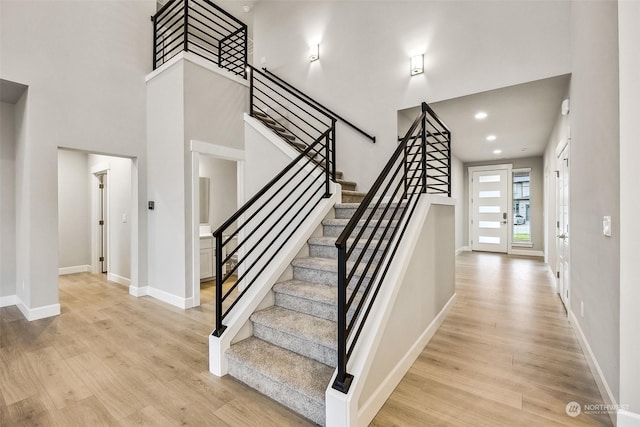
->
(471, 168, 509, 253)
(557, 143, 570, 309)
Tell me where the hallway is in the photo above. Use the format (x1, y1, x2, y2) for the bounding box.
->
(374, 251, 611, 426)
(0, 253, 611, 425)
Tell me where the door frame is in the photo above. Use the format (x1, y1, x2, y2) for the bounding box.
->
(468, 164, 513, 253)
(91, 162, 110, 275)
(555, 138, 570, 310)
(190, 140, 245, 308)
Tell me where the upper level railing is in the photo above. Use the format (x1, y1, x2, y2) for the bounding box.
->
(261, 68, 376, 144)
(332, 102, 451, 393)
(152, 0, 247, 77)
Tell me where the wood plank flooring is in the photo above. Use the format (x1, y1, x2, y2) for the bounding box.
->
(0, 252, 611, 426)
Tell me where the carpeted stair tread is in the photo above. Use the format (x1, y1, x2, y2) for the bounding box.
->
(341, 190, 367, 203)
(322, 217, 399, 229)
(292, 257, 376, 282)
(308, 236, 389, 250)
(274, 280, 336, 306)
(226, 337, 333, 424)
(251, 306, 337, 350)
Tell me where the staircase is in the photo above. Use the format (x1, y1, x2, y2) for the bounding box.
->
(225, 184, 392, 425)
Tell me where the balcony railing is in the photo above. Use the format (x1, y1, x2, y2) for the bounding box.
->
(152, 0, 247, 77)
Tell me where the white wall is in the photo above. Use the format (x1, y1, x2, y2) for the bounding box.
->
(0, 103, 16, 298)
(618, 0, 640, 420)
(57, 150, 91, 270)
(199, 155, 238, 231)
(0, 0, 154, 312)
(569, 0, 620, 402)
(252, 1, 571, 191)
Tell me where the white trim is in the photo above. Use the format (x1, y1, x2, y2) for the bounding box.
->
(146, 286, 190, 309)
(129, 286, 149, 297)
(510, 249, 544, 257)
(90, 162, 110, 175)
(146, 51, 250, 88)
(0, 295, 17, 307)
(15, 297, 60, 321)
(191, 140, 245, 161)
(569, 310, 617, 426)
(107, 273, 131, 287)
(455, 246, 470, 256)
(358, 294, 457, 426)
(618, 410, 640, 427)
(58, 265, 91, 275)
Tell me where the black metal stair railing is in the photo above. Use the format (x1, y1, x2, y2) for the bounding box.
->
(332, 102, 451, 393)
(152, 0, 247, 77)
(212, 120, 336, 337)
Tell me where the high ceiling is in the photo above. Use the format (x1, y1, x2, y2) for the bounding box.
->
(401, 74, 571, 163)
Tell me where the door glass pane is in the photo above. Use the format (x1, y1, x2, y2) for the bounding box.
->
(479, 175, 501, 183)
(479, 236, 500, 244)
(479, 221, 500, 229)
(513, 169, 531, 244)
(479, 205, 500, 213)
(479, 190, 501, 198)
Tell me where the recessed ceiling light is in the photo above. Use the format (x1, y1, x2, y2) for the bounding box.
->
(493, 149, 502, 154)
(475, 112, 488, 120)
(486, 134, 497, 141)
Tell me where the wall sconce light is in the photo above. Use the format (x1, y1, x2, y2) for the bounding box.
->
(309, 44, 319, 62)
(410, 54, 424, 76)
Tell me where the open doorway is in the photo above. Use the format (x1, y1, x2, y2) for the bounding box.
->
(58, 149, 134, 289)
(190, 143, 244, 308)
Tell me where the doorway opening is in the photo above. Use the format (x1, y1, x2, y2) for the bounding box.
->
(57, 149, 135, 290)
(190, 142, 244, 308)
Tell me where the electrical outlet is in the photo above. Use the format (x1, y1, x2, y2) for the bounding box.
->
(581, 300, 584, 318)
(122, 213, 127, 223)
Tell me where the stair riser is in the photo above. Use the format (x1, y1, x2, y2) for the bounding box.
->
(292, 265, 374, 289)
(252, 322, 337, 367)
(335, 206, 406, 220)
(342, 193, 366, 203)
(323, 223, 398, 240)
(227, 358, 325, 426)
(309, 242, 385, 263)
(337, 182, 357, 192)
(274, 292, 358, 323)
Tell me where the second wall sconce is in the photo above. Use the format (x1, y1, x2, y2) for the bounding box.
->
(310, 44, 319, 62)
(410, 54, 424, 76)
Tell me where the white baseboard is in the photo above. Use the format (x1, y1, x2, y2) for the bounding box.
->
(107, 273, 131, 287)
(15, 296, 60, 321)
(0, 295, 17, 307)
(358, 293, 457, 426)
(455, 246, 469, 256)
(569, 310, 617, 426)
(147, 287, 189, 309)
(129, 286, 148, 297)
(510, 249, 544, 257)
(618, 410, 640, 427)
(58, 265, 91, 275)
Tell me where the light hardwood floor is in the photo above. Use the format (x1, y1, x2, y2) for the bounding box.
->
(0, 252, 611, 426)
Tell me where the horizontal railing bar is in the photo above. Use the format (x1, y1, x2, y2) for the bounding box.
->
(154, 0, 182, 23)
(252, 90, 324, 140)
(262, 68, 376, 144)
(198, 0, 246, 30)
(188, 38, 219, 58)
(252, 74, 330, 128)
(336, 112, 425, 248)
(189, 3, 243, 34)
(422, 102, 451, 135)
(251, 103, 311, 147)
(221, 182, 326, 318)
(156, 43, 184, 63)
(156, 10, 185, 37)
(250, 66, 335, 125)
(346, 182, 423, 358)
(187, 12, 227, 40)
(214, 131, 330, 238)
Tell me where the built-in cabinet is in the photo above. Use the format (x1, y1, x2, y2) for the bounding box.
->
(200, 235, 214, 280)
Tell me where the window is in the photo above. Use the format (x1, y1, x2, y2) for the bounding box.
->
(512, 168, 531, 245)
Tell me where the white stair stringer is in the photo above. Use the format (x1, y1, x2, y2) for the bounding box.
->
(325, 194, 457, 427)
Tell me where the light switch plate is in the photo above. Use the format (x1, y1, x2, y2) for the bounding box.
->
(603, 216, 612, 237)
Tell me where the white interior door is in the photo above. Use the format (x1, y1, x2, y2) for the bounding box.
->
(471, 169, 509, 253)
(557, 144, 570, 309)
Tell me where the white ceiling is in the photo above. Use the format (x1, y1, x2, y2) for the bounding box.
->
(401, 74, 571, 163)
